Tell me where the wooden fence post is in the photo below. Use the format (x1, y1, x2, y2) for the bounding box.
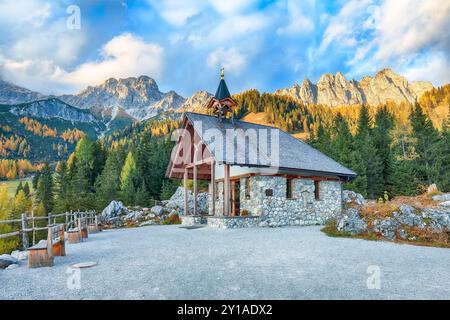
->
(21, 213, 29, 250)
(31, 209, 36, 246)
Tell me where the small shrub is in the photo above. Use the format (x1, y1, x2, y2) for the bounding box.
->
(163, 214, 181, 225)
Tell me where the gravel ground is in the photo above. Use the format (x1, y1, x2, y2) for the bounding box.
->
(1, 225, 449, 300)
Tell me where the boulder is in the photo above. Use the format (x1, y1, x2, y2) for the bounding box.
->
(432, 193, 450, 202)
(423, 208, 450, 231)
(337, 208, 367, 235)
(166, 187, 209, 215)
(439, 201, 450, 207)
(123, 211, 144, 221)
(342, 190, 365, 206)
(11, 250, 28, 261)
(379, 217, 399, 240)
(393, 205, 425, 228)
(101, 200, 126, 221)
(0, 254, 19, 269)
(150, 205, 166, 216)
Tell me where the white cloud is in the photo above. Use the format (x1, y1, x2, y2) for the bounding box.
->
(373, 0, 450, 61)
(1, 33, 165, 94)
(319, 0, 373, 53)
(207, 47, 247, 75)
(146, 0, 205, 26)
(402, 53, 450, 86)
(276, 0, 314, 36)
(209, 0, 257, 14)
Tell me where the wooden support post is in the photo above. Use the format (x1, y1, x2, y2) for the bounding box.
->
(21, 213, 29, 250)
(47, 226, 53, 258)
(193, 165, 197, 215)
(223, 164, 230, 216)
(211, 161, 215, 216)
(184, 168, 189, 216)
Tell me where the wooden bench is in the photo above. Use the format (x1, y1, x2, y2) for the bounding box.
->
(28, 224, 65, 268)
(88, 215, 100, 234)
(67, 217, 88, 244)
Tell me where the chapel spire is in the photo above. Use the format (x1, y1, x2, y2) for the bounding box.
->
(206, 68, 236, 125)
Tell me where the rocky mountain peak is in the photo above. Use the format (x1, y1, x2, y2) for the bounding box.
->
(276, 68, 435, 107)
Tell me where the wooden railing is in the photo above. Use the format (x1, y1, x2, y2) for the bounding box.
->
(0, 210, 97, 250)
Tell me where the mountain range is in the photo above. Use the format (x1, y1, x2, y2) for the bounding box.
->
(274, 68, 433, 107)
(0, 68, 444, 162)
(0, 68, 436, 124)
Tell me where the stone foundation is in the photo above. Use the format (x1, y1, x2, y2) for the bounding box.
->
(206, 216, 260, 229)
(213, 176, 343, 227)
(181, 215, 206, 225)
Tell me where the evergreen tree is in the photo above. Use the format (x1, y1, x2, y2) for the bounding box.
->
(134, 181, 148, 206)
(35, 163, 54, 214)
(372, 106, 395, 196)
(410, 103, 440, 187)
(160, 179, 179, 200)
(53, 161, 69, 212)
(353, 105, 383, 199)
(15, 181, 23, 196)
(121, 151, 137, 205)
(12, 190, 31, 218)
(94, 146, 125, 210)
(23, 182, 30, 197)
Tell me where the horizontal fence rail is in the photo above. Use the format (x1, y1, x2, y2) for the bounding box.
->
(0, 210, 97, 250)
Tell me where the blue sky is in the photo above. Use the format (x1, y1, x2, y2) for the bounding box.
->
(0, 0, 449, 97)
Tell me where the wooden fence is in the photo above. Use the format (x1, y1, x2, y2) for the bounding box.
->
(0, 210, 96, 250)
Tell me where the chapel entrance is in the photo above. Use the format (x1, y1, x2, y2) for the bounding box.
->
(232, 180, 241, 216)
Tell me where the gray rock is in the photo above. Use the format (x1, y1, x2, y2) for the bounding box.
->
(10, 250, 28, 261)
(423, 208, 450, 231)
(5, 263, 19, 270)
(139, 220, 156, 227)
(166, 187, 209, 215)
(0, 254, 19, 269)
(337, 208, 367, 235)
(393, 205, 425, 228)
(101, 200, 126, 221)
(379, 217, 399, 240)
(123, 211, 144, 221)
(150, 205, 166, 216)
(438, 201, 450, 207)
(432, 193, 450, 202)
(342, 190, 365, 206)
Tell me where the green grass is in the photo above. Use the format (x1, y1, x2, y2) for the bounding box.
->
(0, 177, 33, 197)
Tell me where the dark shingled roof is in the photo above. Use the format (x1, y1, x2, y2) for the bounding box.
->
(214, 79, 231, 100)
(185, 112, 357, 180)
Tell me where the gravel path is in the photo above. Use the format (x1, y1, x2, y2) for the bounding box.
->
(1, 225, 449, 299)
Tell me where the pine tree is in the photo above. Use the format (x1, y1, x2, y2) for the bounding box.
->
(94, 146, 125, 210)
(121, 151, 137, 205)
(15, 181, 23, 196)
(410, 103, 440, 188)
(353, 105, 383, 199)
(372, 106, 395, 196)
(12, 190, 31, 218)
(23, 182, 30, 197)
(35, 163, 54, 214)
(53, 161, 69, 212)
(160, 179, 179, 200)
(134, 180, 148, 206)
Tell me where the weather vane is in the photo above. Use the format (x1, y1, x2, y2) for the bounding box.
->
(220, 67, 224, 80)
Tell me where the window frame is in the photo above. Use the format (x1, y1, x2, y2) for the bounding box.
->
(286, 178, 294, 199)
(314, 180, 320, 200)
